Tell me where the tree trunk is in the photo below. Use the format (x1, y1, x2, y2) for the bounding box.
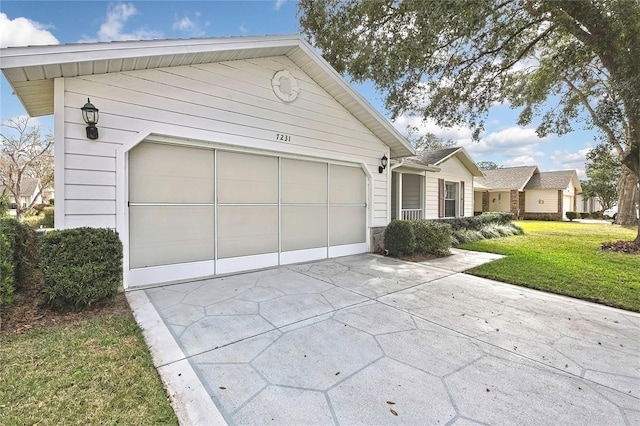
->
(616, 165, 640, 241)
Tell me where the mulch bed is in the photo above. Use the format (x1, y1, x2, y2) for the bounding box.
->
(600, 240, 640, 254)
(0, 273, 132, 339)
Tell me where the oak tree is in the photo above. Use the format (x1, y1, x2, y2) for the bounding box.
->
(299, 0, 640, 240)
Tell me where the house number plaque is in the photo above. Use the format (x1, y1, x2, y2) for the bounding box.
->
(276, 133, 291, 142)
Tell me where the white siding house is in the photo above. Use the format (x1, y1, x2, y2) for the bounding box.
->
(1, 35, 415, 288)
(391, 147, 483, 220)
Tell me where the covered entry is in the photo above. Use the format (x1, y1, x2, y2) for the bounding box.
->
(127, 141, 367, 286)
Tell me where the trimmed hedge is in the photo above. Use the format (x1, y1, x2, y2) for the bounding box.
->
(39, 227, 122, 311)
(412, 220, 452, 256)
(566, 211, 578, 221)
(0, 218, 37, 289)
(433, 212, 514, 231)
(383, 220, 415, 257)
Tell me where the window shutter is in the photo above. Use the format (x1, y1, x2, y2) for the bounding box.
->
(438, 179, 444, 218)
(460, 181, 465, 217)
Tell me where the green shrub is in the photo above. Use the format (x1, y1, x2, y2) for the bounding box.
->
(452, 229, 485, 245)
(435, 212, 514, 231)
(580, 212, 591, 219)
(411, 220, 452, 256)
(565, 211, 578, 221)
(43, 207, 54, 228)
(0, 232, 15, 314)
(22, 215, 45, 229)
(39, 227, 122, 311)
(0, 218, 37, 289)
(384, 220, 415, 257)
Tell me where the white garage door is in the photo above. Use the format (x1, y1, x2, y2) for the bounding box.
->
(128, 142, 366, 285)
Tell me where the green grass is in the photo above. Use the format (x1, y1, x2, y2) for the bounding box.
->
(460, 221, 640, 312)
(0, 315, 178, 425)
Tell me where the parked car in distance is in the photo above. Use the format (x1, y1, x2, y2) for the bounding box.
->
(603, 205, 618, 220)
(604, 205, 639, 220)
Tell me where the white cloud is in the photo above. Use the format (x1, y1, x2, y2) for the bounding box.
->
(0, 13, 59, 48)
(392, 115, 473, 143)
(549, 146, 591, 178)
(239, 24, 248, 34)
(79, 3, 162, 43)
(274, 0, 287, 10)
(173, 16, 195, 32)
(173, 12, 207, 36)
(501, 156, 538, 167)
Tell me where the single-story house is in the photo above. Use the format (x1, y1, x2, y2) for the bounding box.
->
(474, 166, 582, 220)
(390, 147, 484, 220)
(0, 35, 417, 288)
(576, 194, 603, 213)
(0, 177, 42, 215)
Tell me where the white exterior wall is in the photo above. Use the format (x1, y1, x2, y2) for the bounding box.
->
(425, 156, 474, 219)
(58, 56, 389, 231)
(525, 189, 558, 213)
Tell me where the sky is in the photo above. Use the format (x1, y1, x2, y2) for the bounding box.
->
(0, 0, 598, 177)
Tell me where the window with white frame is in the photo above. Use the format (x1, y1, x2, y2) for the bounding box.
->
(445, 182, 457, 217)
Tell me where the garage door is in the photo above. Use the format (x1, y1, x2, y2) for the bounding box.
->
(128, 142, 366, 285)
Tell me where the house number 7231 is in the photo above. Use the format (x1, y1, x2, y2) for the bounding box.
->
(276, 133, 291, 142)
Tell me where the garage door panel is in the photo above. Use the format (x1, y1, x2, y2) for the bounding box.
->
(218, 152, 278, 204)
(281, 159, 327, 204)
(129, 143, 214, 204)
(330, 206, 366, 246)
(282, 206, 328, 251)
(218, 205, 278, 258)
(129, 205, 215, 268)
(330, 164, 365, 204)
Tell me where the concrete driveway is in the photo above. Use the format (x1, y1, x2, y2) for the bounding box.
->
(127, 252, 640, 425)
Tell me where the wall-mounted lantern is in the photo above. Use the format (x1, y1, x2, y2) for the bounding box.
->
(81, 98, 99, 140)
(379, 154, 388, 173)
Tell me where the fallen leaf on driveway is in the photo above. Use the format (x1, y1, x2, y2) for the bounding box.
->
(386, 401, 395, 405)
(219, 386, 226, 390)
(390, 409, 398, 416)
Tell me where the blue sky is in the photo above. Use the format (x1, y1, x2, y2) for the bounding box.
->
(1, 0, 597, 176)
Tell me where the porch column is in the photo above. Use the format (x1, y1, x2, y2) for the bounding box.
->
(397, 172, 403, 220)
(482, 192, 489, 212)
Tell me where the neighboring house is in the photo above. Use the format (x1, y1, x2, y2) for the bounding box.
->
(391, 147, 484, 220)
(576, 194, 603, 213)
(474, 166, 582, 220)
(0, 177, 42, 216)
(0, 35, 416, 288)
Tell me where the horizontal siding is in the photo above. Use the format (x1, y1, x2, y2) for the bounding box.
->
(66, 184, 116, 200)
(66, 215, 116, 229)
(63, 56, 390, 228)
(525, 189, 558, 213)
(425, 157, 474, 219)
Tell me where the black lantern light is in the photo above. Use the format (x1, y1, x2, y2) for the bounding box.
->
(81, 98, 99, 140)
(379, 154, 388, 173)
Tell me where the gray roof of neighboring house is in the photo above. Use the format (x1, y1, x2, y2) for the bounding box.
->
(524, 170, 579, 190)
(415, 147, 461, 166)
(475, 166, 539, 191)
(0, 177, 40, 197)
(403, 147, 484, 177)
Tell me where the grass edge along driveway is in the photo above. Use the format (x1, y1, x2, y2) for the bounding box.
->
(0, 315, 178, 425)
(460, 221, 640, 312)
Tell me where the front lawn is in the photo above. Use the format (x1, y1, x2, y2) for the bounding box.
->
(460, 221, 640, 312)
(0, 315, 178, 425)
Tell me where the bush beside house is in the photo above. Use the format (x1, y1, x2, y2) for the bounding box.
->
(0, 218, 37, 315)
(39, 228, 122, 312)
(383, 212, 522, 258)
